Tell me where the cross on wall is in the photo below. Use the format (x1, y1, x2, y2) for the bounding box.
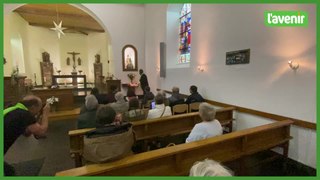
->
(67, 51, 81, 72)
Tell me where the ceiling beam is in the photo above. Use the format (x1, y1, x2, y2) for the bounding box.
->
(29, 22, 105, 33)
(64, 29, 89, 36)
(14, 7, 93, 20)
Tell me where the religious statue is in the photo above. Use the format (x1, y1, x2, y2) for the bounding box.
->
(66, 57, 70, 65)
(66, 51, 80, 73)
(95, 54, 101, 64)
(42, 52, 50, 63)
(125, 55, 134, 70)
(77, 57, 81, 66)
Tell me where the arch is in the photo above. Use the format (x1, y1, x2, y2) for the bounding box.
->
(4, 3, 115, 81)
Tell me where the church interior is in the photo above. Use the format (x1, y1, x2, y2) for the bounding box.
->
(3, 3, 316, 176)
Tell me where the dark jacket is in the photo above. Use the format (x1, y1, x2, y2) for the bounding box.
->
(139, 73, 149, 91)
(77, 109, 98, 129)
(168, 94, 185, 107)
(185, 92, 205, 104)
(142, 91, 155, 105)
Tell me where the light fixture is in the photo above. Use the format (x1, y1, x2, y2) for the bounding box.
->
(288, 60, 299, 70)
(197, 65, 204, 72)
(50, 5, 66, 39)
(156, 66, 160, 72)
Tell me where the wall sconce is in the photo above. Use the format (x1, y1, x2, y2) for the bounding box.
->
(197, 65, 204, 72)
(156, 66, 160, 72)
(288, 60, 299, 70)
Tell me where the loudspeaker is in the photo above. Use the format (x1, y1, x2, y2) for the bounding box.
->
(160, 42, 166, 78)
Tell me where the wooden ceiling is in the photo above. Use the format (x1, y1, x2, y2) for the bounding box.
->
(14, 4, 105, 35)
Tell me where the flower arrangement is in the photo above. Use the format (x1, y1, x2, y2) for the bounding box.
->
(127, 73, 136, 82)
(46, 96, 59, 105)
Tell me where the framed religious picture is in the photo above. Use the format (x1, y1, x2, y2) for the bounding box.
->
(122, 44, 138, 71)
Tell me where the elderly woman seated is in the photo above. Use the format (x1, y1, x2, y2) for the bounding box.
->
(110, 92, 129, 114)
(147, 93, 172, 119)
(186, 103, 222, 143)
(190, 159, 233, 176)
(82, 105, 134, 163)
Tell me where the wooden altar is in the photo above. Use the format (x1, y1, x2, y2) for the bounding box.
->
(106, 80, 121, 93)
(31, 87, 74, 111)
(52, 74, 87, 96)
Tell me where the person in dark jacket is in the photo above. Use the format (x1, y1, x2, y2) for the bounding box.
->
(91, 87, 108, 104)
(185, 85, 205, 104)
(168, 86, 185, 107)
(139, 69, 149, 95)
(142, 86, 155, 105)
(78, 95, 99, 129)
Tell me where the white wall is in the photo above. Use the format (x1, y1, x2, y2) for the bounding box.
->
(3, 12, 29, 76)
(144, 4, 167, 93)
(82, 4, 146, 83)
(145, 4, 316, 168)
(87, 33, 110, 82)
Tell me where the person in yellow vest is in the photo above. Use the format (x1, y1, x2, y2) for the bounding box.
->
(4, 95, 50, 176)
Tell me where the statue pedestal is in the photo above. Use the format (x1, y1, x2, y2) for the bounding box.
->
(71, 72, 78, 87)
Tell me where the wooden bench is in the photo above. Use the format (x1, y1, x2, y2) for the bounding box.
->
(48, 107, 80, 121)
(56, 119, 293, 176)
(69, 107, 235, 167)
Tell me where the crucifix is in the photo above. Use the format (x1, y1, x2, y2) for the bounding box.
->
(67, 51, 80, 73)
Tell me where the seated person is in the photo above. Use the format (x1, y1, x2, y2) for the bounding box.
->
(83, 105, 134, 163)
(185, 85, 205, 104)
(142, 86, 155, 105)
(168, 86, 185, 107)
(147, 93, 172, 119)
(126, 87, 138, 101)
(186, 103, 222, 143)
(110, 92, 129, 114)
(77, 95, 99, 129)
(105, 85, 118, 104)
(190, 159, 233, 176)
(91, 87, 108, 104)
(124, 97, 146, 122)
(159, 90, 170, 106)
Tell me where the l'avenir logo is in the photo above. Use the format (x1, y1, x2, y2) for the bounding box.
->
(264, 11, 308, 27)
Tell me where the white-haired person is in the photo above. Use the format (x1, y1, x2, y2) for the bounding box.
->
(110, 92, 129, 114)
(77, 94, 99, 129)
(186, 102, 222, 143)
(190, 159, 233, 176)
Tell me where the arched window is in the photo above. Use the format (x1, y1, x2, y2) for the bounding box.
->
(178, 4, 191, 64)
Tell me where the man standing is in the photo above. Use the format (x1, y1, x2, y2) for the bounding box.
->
(4, 95, 50, 176)
(139, 69, 149, 95)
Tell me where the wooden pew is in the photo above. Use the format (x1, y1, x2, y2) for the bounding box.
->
(69, 107, 235, 167)
(56, 120, 293, 176)
(48, 107, 80, 121)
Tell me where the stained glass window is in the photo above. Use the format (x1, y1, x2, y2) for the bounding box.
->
(178, 4, 191, 64)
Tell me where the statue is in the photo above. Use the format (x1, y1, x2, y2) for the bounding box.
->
(95, 54, 101, 64)
(42, 52, 50, 63)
